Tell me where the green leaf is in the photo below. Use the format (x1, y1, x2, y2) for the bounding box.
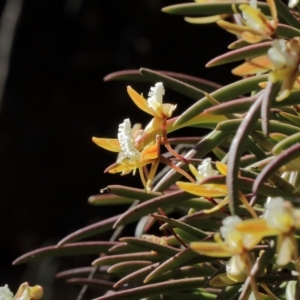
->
(162, 2, 271, 16)
(66, 278, 114, 291)
(88, 194, 134, 206)
(113, 191, 192, 228)
(148, 265, 213, 283)
(94, 277, 206, 300)
(119, 237, 180, 257)
(276, 24, 300, 39)
(92, 252, 169, 267)
(57, 215, 120, 246)
(104, 69, 221, 93)
(13, 242, 118, 265)
(273, 0, 300, 29)
(151, 215, 209, 240)
(206, 42, 271, 67)
(174, 75, 267, 127)
(216, 119, 300, 135)
(252, 144, 300, 198)
(56, 267, 94, 279)
(272, 132, 300, 155)
(107, 261, 153, 274)
(140, 68, 206, 99)
(107, 185, 162, 200)
(109, 243, 146, 254)
(143, 248, 212, 283)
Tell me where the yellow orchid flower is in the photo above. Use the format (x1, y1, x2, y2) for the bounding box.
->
(0, 283, 43, 300)
(236, 197, 300, 269)
(267, 38, 300, 101)
(127, 82, 176, 124)
(93, 118, 160, 191)
(191, 216, 263, 295)
(177, 160, 257, 218)
(217, 0, 277, 43)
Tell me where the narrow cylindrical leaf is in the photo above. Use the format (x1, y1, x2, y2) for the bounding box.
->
(13, 242, 119, 265)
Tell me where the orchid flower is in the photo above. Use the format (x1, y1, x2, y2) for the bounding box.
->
(92, 83, 196, 191)
(236, 197, 300, 275)
(191, 216, 263, 294)
(177, 160, 257, 218)
(267, 38, 300, 101)
(93, 118, 160, 191)
(0, 283, 43, 300)
(217, 0, 277, 43)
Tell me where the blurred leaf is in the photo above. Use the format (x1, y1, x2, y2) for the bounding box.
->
(206, 42, 271, 67)
(56, 267, 94, 279)
(152, 214, 209, 240)
(175, 75, 267, 126)
(272, 132, 300, 155)
(92, 252, 168, 266)
(286, 281, 297, 300)
(13, 242, 118, 265)
(57, 215, 120, 246)
(252, 144, 300, 196)
(107, 185, 161, 200)
(279, 111, 300, 126)
(109, 243, 146, 254)
(66, 278, 114, 291)
(114, 263, 159, 288)
(119, 237, 180, 256)
(273, 0, 300, 29)
(276, 24, 300, 39)
(94, 278, 208, 300)
(140, 68, 206, 99)
(108, 261, 153, 274)
(216, 119, 300, 135)
(104, 69, 221, 93)
(143, 248, 211, 283)
(148, 265, 213, 283)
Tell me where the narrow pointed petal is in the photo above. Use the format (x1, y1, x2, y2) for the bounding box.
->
(232, 56, 272, 76)
(203, 197, 229, 214)
(92, 137, 121, 152)
(127, 86, 154, 116)
(190, 242, 231, 257)
(177, 181, 227, 197)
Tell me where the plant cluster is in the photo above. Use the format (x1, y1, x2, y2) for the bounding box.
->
(8, 0, 300, 299)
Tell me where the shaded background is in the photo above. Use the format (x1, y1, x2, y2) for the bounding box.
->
(0, 0, 234, 298)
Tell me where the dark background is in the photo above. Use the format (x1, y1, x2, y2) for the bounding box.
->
(0, 0, 234, 298)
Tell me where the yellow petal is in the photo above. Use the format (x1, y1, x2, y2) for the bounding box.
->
(185, 14, 228, 24)
(215, 161, 228, 175)
(276, 235, 294, 265)
(92, 137, 121, 152)
(241, 31, 264, 44)
(190, 242, 231, 257)
(217, 19, 249, 36)
(232, 56, 272, 76)
(209, 273, 237, 287)
(127, 86, 154, 116)
(203, 196, 228, 214)
(235, 219, 279, 236)
(140, 142, 160, 162)
(176, 181, 227, 197)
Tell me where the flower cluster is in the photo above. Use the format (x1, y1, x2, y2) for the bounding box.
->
(0, 283, 43, 300)
(92, 82, 179, 191)
(190, 197, 300, 287)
